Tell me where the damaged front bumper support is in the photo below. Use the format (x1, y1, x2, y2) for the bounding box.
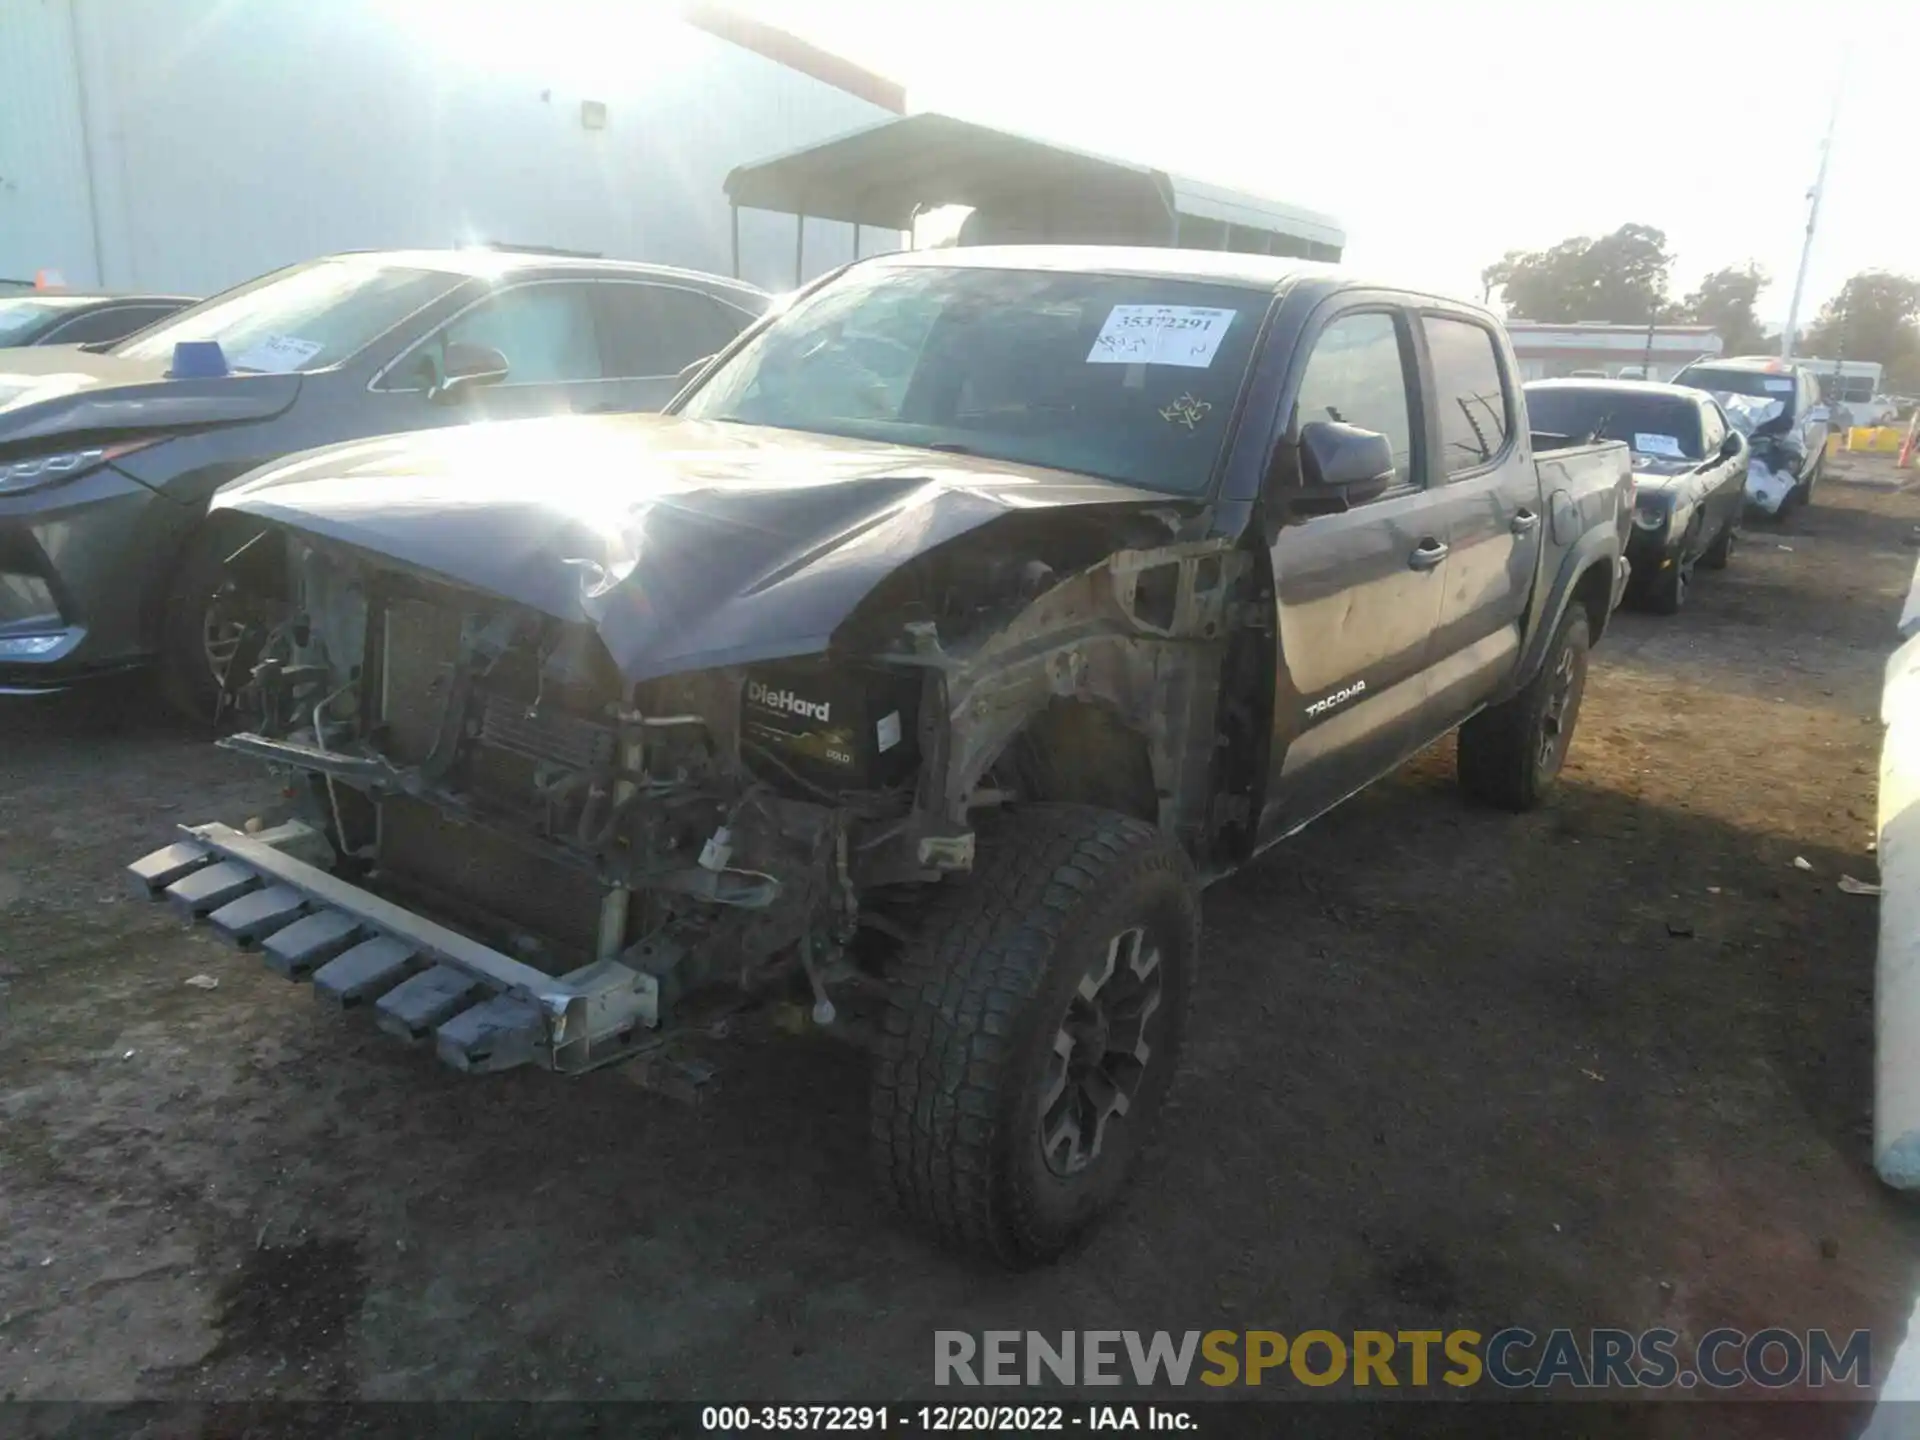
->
(127, 821, 657, 1074)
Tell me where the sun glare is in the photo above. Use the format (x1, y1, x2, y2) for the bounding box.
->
(373, 0, 684, 90)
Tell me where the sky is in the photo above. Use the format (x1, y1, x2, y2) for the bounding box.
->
(728, 0, 1918, 325)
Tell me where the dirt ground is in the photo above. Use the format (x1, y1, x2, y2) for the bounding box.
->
(5, 470, 1920, 1430)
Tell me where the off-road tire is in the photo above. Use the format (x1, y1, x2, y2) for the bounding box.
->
(1456, 606, 1591, 812)
(1700, 516, 1737, 570)
(871, 804, 1199, 1267)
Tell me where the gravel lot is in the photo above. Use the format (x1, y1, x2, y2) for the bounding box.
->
(4, 474, 1919, 1433)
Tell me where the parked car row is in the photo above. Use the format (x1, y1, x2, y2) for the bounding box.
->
(1518, 353, 1836, 617)
(0, 249, 770, 707)
(118, 245, 1636, 1263)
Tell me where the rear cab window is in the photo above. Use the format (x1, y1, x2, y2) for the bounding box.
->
(1421, 315, 1512, 475)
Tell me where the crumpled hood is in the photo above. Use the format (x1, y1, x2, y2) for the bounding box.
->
(213, 411, 1177, 683)
(0, 345, 301, 447)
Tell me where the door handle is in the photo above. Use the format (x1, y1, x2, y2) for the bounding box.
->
(1511, 509, 1540, 535)
(1408, 539, 1449, 571)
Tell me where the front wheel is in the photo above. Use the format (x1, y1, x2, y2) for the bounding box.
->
(1700, 515, 1737, 570)
(156, 525, 241, 723)
(157, 522, 284, 725)
(870, 804, 1198, 1266)
(1641, 544, 1692, 615)
(1457, 606, 1591, 812)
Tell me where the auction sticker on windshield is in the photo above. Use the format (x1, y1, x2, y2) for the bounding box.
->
(232, 334, 325, 373)
(1633, 433, 1685, 458)
(1087, 306, 1236, 368)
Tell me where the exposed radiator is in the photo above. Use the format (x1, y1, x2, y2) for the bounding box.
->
(377, 796, 608, 961)
(479, 691, 616, 772)
(379, 598, 464, 764)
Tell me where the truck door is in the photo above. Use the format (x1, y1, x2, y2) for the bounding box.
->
(1259, 303, 1450, 839)
(1416, 312, 1541, 725)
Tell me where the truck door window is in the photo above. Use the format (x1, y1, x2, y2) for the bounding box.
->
(1422, 316, 1512, 475)
(1293, 312, 1417, 489)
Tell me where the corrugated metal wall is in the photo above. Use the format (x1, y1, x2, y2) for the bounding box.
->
(0, 0, 100, 286)
(1, 0, 898, 296)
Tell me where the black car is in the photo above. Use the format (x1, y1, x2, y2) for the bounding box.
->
(0, 249, 768, 711)
(1525, 378, 1747, 614)
(0, 291, 197, 348)
(1670, 355, 1830, 511)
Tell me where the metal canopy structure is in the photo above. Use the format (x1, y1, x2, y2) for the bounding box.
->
(723, 113, 1345, 282)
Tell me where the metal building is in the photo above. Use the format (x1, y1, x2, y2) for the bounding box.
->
(724, 112, 1346, 282)
(0, 0, 905, 296)
(1503, 322, 1725, 384)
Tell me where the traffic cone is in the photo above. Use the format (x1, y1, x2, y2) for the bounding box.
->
(1900, 412, 1919, 470)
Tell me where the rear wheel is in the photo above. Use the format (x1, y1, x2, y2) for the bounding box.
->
(870, 804, 1198, 1266)
(1457, 606, 1590, 812)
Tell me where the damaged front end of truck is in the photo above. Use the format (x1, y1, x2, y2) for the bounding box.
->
(129, 415, 1250, 1077)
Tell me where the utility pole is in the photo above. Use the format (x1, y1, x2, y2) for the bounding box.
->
(1782, 53, 1849, 359)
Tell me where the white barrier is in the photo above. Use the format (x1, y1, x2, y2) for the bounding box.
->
(1879, 564, 1920, 1189)
(1901, 551, 1920, 641)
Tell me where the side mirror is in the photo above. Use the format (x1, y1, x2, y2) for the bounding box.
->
(429, 342, 509, 403)
(1286, 420, 1396, 514)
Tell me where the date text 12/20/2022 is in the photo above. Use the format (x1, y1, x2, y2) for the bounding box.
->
(700, 1406, 1197, 1432)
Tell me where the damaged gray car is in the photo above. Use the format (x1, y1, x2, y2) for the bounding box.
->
(130, 248, 1632, 1264)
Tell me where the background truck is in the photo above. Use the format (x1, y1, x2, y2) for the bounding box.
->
(130, 247, 1633, 1265)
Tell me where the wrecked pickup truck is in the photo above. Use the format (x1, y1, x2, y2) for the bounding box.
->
(129, 248, 1633, 1265)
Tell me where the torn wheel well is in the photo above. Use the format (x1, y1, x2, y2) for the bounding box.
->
(1572, 559, 1614, 644)
(998, 699, 1159, 824)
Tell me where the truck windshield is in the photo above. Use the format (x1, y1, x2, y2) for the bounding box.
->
(1526, 388, 1705, 460)
(114, 259, 458, 373)
(676, 264, 1268, 495)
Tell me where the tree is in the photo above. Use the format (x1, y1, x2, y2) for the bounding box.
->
(1679, 264, 1767, 356)
(1800, 272, 1920, 390)
(1482, 224, 1675, 324)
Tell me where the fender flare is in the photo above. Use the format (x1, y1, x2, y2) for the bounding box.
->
(1512, 530, 1620, 690)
